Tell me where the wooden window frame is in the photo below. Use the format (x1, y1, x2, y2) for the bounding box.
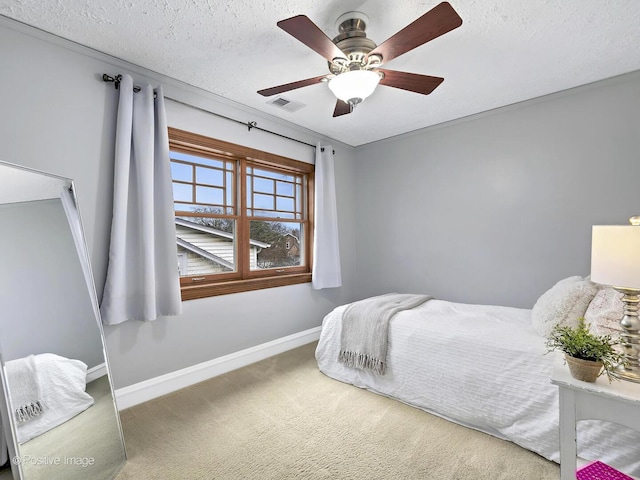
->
(169, 127, 314, 300)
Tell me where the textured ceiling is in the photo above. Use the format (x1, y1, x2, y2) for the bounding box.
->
(2, 1, 640, 146)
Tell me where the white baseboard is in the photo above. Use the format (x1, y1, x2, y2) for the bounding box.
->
(114, 326, 321, 410)
(86, 362, 107, 383)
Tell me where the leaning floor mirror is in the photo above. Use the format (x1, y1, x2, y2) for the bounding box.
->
(0, 161, 126, 480)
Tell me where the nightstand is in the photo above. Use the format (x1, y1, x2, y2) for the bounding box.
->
(551, 353, 640, 480)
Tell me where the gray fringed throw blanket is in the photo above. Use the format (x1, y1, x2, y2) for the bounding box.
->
(339, 293, 432, 375)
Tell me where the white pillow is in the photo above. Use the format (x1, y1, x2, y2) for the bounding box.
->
(531, 276, 598, 338)
(584, 287, 624, 337)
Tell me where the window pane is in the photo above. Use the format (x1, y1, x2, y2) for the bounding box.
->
(246, 176, 252, 208)
(175, 217, 236, 275)
(177, 205, 232, 216)
(253, 168, 292, 181)
(196, 166, 223, 186)
(226, 172, 234, 206)
(254, 193, 274, 210)
(191, 206, 226, 216)
(175, 203, 201, 213)
(253, 177, 274, 194)
(276, 197, 294, 211)
(250, 210, 295, 219)
(171, 151, 224, 169)
(276, 181, 294, 196)
(173, 183, 192, 203)
(250, 221, 303, 270)
(196, 186, 223, 205)
(171, 162, 192, 182)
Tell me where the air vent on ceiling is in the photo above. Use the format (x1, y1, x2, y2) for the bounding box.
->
(266, 96, 305, 113)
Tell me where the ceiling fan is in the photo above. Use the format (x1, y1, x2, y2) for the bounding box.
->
(258, 2, 463, 117)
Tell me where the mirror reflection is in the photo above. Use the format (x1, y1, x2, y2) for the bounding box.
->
(0, 162, 126, 480)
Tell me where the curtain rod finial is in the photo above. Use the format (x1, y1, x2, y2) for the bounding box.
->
(102, 73, 122, 90)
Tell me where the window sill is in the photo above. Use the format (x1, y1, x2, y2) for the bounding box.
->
(180, 273, 312, 301)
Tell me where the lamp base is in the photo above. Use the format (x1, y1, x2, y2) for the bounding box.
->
(612, 287, 640, 383)
(612, 363, 640, 383)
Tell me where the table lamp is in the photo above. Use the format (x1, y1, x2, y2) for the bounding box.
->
(591, 217, 640, 383)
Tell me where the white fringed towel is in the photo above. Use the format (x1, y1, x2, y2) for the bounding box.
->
(339, 293, 432, 375)
(5, 355, 43, 424)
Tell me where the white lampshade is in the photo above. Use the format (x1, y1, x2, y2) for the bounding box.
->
(591, 225, 640, 289)
(328, 70, 381, 104)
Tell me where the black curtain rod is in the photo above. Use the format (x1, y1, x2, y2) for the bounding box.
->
(102, 74, 334, 154)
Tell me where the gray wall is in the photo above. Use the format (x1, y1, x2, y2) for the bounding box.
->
(0, 199, 105, 367)
(2, 14, 640, 388)
(0, 18, 357, 388)
(354, 72, 640, 308)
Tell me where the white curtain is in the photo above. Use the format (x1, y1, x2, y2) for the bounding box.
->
(312, 145, 342, 289)
(100, 74, 182, 325)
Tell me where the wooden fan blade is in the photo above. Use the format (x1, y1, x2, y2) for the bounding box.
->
(368, 2, 462, 64)
(258, 75, 328, 97)
(277, 15, 346, 62)
(333, 100, 352, 117)
(377, 69, 444, 95)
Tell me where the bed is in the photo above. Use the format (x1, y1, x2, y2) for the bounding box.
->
(315, 277, 640, 476)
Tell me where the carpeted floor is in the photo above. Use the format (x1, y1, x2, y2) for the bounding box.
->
(115, 342, 560, 480)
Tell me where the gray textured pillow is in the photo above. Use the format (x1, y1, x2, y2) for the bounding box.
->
(531, 276, 598, 338)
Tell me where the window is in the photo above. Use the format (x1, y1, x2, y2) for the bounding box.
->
(168, 127, 314, 300)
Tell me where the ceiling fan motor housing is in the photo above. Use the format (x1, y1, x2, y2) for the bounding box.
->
(330, 12, 380, 75)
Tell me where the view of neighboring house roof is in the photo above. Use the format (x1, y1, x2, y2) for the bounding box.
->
(176, 237, 234, 270)
(176, 218, 271, 270)
(175, 218, 270, 248)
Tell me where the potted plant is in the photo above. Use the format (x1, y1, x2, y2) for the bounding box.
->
(546, 317, 625, 382)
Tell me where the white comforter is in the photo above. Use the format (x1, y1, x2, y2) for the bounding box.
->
(316, 299, 640, 476)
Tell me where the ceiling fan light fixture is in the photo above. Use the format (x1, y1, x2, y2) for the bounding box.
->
(328, 70, 381, 105)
